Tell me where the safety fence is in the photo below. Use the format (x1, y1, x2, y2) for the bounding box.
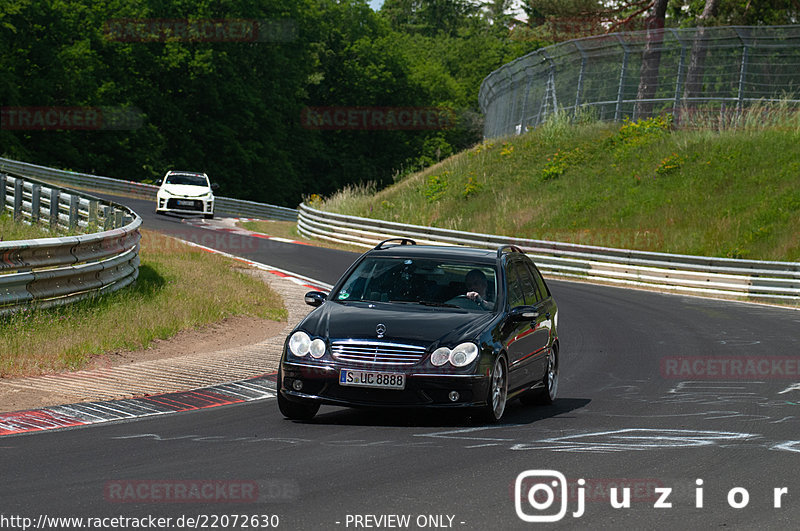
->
(297, 203, 800, 304)
(479, 25, 800, 138)
(1, 173, 141, 315)
(0, 158, 298, 221)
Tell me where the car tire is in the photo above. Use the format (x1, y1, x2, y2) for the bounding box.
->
(479, 355, 508, 422)
(277, 391, 320, 421)
(520, 344, 558, 406)
(155, 209, 164, 216)
(204, 213, 214, 219)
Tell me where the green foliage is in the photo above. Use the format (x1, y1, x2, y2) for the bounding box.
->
(422, 173, 448, 202)
(655, 152, 685, 176)
(541, 147, 582, 181)
(609, 115, 673, 148)
(0, 0, 540, 208)
(462, 175, 482, 198)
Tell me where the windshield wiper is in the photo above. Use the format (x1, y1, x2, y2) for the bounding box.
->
(417, 300, 460, 308)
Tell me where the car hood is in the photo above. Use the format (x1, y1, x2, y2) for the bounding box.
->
(160, 184, 211, 197)
(298, 302, 496, 346)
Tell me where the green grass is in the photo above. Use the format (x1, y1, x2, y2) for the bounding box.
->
(0, 211, 80, 241)
(0, 229, 287, 377)
(316, 112, 800, 262)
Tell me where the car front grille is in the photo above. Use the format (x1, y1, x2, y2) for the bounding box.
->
(166, 198, 203, 211)
(331, 340, 427, 366)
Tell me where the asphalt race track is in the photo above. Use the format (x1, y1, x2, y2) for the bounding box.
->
(2, 194, 799, 529)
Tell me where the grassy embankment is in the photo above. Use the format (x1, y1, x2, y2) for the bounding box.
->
(0, 214, 286, 377)
(311, 110, 800, 262)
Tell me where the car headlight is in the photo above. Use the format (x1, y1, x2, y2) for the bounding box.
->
(289, 331, 312, 357)
(431, 347, 450, 366)
(430, 342, 479, 367)
(309, 338, 326, 358)
(450, 342, 479, 367)
(288, 331, 326, 358)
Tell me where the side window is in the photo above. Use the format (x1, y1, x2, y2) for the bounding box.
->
(526, 262, 549, 301)
(513, 261, 541, 305)
(506, 266, 526, 309)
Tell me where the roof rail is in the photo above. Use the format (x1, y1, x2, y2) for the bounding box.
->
(374, 238, 417, 250)
(497, 244, 523, 258)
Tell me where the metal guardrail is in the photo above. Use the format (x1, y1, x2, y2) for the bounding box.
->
(0, 157, 298, 221)
(297, 203, 800, 304)
(479, 25, 800, 138)
(0, 173, 141, 315)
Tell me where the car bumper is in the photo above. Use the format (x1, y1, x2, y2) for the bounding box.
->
(157, 197, 214, 214)
(279, 361, 491, 409)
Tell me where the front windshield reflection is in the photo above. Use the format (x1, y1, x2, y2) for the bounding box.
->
(333, 258, 497, 311)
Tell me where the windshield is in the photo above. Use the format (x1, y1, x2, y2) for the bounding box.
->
(332, 257, 497, 312)
(165, 174, 208, 186)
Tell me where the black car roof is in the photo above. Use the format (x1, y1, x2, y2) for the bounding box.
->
(367, 244, 497, 262)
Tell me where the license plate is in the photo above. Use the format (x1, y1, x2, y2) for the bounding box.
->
(339, 369, 405, 390)
(177, 200, 194, 206)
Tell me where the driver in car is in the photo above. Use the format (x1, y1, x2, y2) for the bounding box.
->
(464, 269, 493, 310)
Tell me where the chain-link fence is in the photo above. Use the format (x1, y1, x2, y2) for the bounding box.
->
(479, 25, 800, 138)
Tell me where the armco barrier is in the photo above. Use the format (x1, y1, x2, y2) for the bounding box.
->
(1, 173, 141, 315)
(297, 203, 800, 304)
(0, 157, 297, 221)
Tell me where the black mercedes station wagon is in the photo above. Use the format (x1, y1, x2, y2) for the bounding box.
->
(277, 239, 560, 422)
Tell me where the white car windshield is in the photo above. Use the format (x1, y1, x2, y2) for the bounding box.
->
(165, 174, 208, 186)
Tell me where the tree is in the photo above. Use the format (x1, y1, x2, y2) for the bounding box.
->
(682, 0, 719, 109)
(635, 0, 669, 119)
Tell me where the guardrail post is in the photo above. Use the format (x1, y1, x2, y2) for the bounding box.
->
(13, 177, 23, 222)
(69, 194, 79, 231)
(88, 200, 98, 227)
(102, 205, 112, 230)
(0, 174, 6, 214)
(31, 184, 41, 223)
(49, 188, 59, 230)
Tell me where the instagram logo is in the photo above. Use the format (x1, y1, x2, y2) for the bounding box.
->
(515, 470, 572, 522)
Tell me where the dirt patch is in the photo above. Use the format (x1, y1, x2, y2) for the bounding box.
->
(0, 315, 287, 413)
(87, 315, 286, 368)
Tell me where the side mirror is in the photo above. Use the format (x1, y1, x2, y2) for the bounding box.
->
(211, 182, 220, 191)
(155, 179, 163, 186)
(304, 291, 327, 307)
(509, 306, 539, 321)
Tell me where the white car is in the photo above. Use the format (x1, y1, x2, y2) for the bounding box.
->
(155, 171, 216, 219)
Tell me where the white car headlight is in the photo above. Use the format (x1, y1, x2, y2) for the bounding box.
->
(288, 331, 312, 357)
(309, 338, 326, 358)
(431, 347, 451, 367)
(430, 342, 479, 367)
(450, 342, 479, 367)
